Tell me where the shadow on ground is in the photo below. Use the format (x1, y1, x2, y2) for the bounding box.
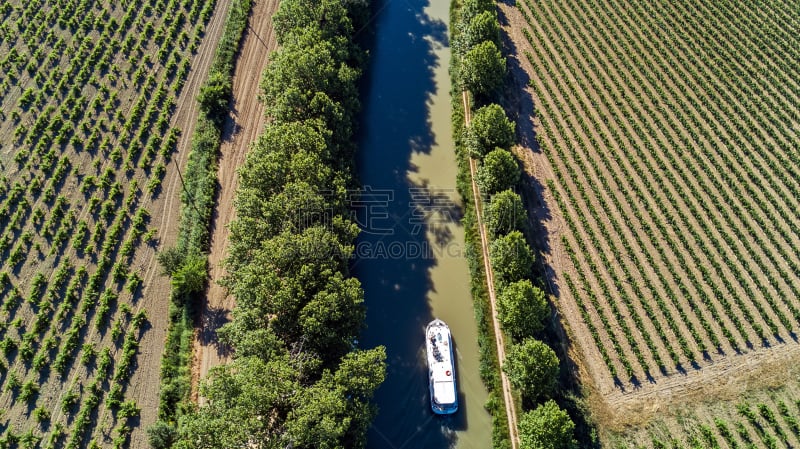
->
(497, 1, 601, 447)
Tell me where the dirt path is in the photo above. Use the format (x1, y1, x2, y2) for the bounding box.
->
(127, 0, 236, 446)
(463, 91, 520, 449)
(191, 0, 280, 400)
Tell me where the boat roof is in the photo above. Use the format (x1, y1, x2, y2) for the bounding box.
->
(427, 319, 457, 406)
(431, 361, 453, 382)
(433, 379, 456, 405)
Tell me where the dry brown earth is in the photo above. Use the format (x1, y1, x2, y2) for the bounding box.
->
(191, 0, 280, 400)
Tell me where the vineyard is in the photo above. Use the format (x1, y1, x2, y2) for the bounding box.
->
(0, 0, 215, 446)
(504, 0, 800, 446)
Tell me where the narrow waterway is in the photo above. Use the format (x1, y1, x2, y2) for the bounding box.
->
(354, 0, 493, 447)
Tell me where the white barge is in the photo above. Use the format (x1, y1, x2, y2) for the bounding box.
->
(426, 319, 458, 414)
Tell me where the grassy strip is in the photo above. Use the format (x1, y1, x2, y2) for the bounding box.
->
(149, 0, 254, 441)
(449, 2, 513, 448)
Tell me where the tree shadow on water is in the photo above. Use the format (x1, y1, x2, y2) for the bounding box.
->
(352, 0, 462, 447)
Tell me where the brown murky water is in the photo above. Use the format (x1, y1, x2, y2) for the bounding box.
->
(355, 0, 493, 447)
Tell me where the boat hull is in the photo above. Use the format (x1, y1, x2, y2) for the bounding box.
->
(426, 319, 458, 415)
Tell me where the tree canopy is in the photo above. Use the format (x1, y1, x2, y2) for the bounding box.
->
(175, 356, 298, 449)
(465, 10, 500, 49)
(485, 189, 528, 237)
(503, 338, 560, 401)
(272, 0, 353, 46)
(498, 279, 549, 339)
(461, 0, 497, 24)
(174, 1, 385, 447)
(461, 40, 506, 97)
(175, 347, 385, 449)
(477, 148, 521, 194)
(518, 400, 578, 449)
(490, 230, 534, 284)
(467, 103, 515, 158)
(197, 71, 232, 125)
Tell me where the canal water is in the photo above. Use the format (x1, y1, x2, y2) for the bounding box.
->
(354, 0, 493, 447)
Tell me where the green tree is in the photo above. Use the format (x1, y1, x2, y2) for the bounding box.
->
(461, 0, 496, 24)
(461, 40, 505, 97)
(261, 28, 360, 135)
(485, 189, 527, 236)
(272, 0, 353, 45)
(300, 272, 366, 359)
(518, 400, 578, 449)
(503, 338, 559, 401)
(465, 10, 500, 49)
(197, 71, 231, 124)
(175, 355, 299, 449)
(225, 224, 358, 350)
(171, 254, 208, 296)
(498, 280, 549, 339)
(490, 230, 534, 284)
(285, 347, 386, 449)
(477, 148, 521, 194)
(237, 121, 334, 198)
(234, 181, 333, 248)
(467, 103, 515, 158)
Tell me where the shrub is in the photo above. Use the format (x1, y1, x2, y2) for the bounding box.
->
(157, 247, 185, 276)
(33, 406, 50, 423)
(171, 254, 208, 296)
(197, 71, 231, 125)
(147, 420, 178, 449)
(19, 380, 39, 401)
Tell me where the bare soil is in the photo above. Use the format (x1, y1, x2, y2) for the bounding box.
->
(124, 0, 236, 446)
(191, 0, 280, 400)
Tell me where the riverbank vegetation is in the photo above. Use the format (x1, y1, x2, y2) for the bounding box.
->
(451, 0, 595, 448)
(168, 1, 386, 447)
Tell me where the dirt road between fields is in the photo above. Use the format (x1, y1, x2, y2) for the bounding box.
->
(191, 0, 280, 401)
(463, 91, 521, 449)
(127, 0, 236, 446)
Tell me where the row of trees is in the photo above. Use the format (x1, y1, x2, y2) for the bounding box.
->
(455, 1, 578, 448)
(169, 1, 386, 448)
